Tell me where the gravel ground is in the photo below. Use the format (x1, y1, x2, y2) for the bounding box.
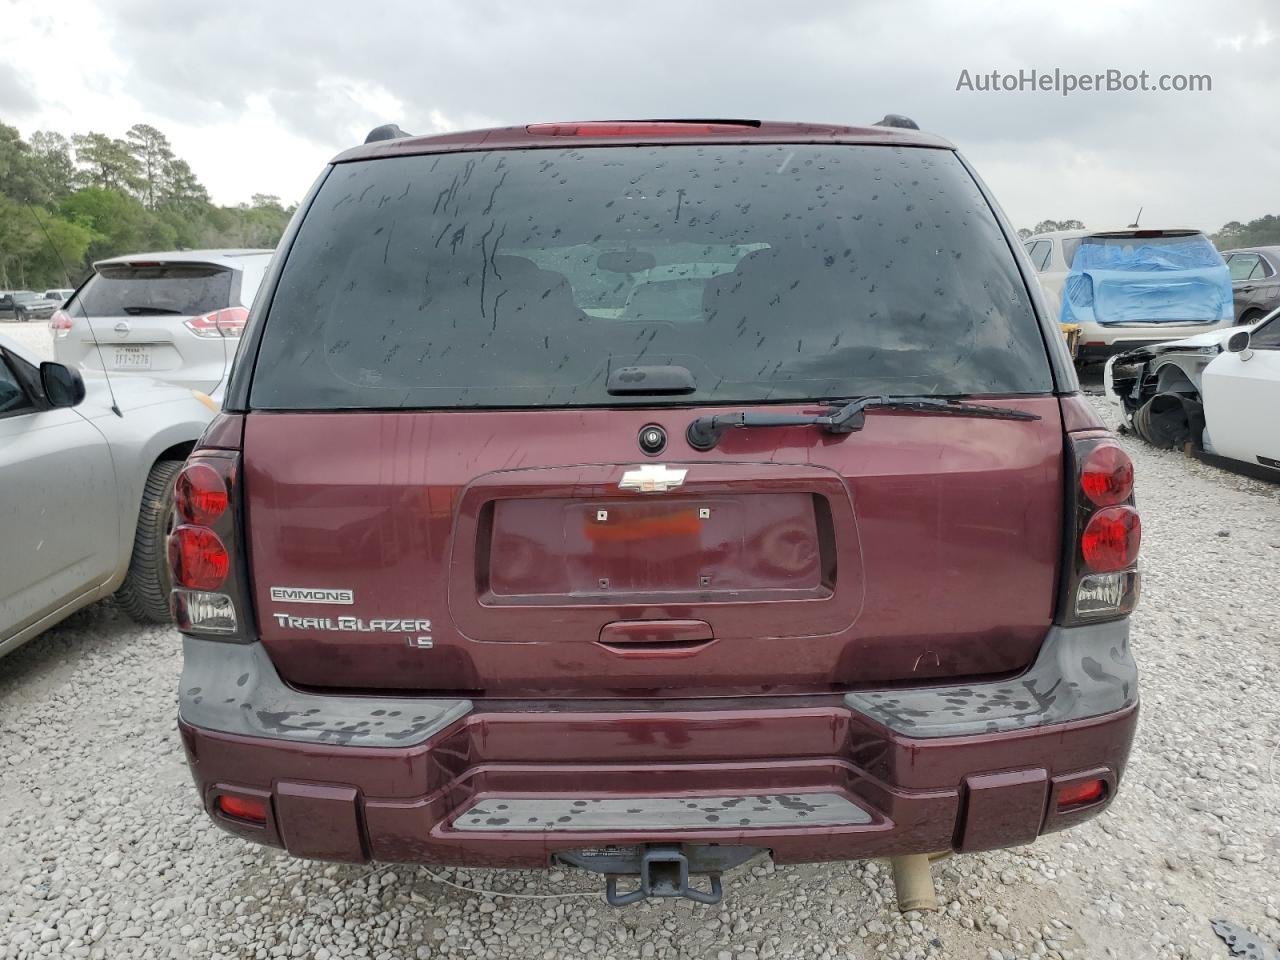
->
(1, 396, 1278, 960)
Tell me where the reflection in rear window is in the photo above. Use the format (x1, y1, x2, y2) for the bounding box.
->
(251, 145, 1052, 409)
(71, 264, 232, 318)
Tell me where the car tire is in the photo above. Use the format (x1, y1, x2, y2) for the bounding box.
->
(1238, 309, 1264, 327)
(114, 459, 182, 624)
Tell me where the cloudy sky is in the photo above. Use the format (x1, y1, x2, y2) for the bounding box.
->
(2, 0, 1276, 231)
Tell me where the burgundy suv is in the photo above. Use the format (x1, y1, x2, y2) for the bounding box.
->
(171, 119, 1141, 907)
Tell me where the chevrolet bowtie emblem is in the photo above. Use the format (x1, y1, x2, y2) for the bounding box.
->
(618, 464, 688, 493)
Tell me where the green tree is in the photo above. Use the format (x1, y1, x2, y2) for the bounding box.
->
(72, 132, 143, 193)
(60, 187, 152, 261)
(125, 123, 174, 209)
(0, 193, 41, 287)
(1030, 219, 1086, 235)
(28, 131, 76, 202)
(158, 156, 209, 211)
(1212, 215, 1280, 250)
(22, 210, 92, 286)
(1, 120, 294, 287)
(0, 122, 48, 204)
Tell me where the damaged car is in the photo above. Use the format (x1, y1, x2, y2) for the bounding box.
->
(1105, 307, 1280, 477)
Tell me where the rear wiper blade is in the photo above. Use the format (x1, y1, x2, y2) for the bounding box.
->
(121, 306, 183, 316)
(686, 396, 1041, 450)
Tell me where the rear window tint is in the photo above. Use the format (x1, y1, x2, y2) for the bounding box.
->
(251, 145, 1052, 409)
(70, 264, 233, 317)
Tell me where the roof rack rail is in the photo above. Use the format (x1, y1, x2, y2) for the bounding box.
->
(872, 114, 919, 130)
(365, 124, 411, 144)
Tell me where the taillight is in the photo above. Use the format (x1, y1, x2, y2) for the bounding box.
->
(1060, 434, 1142, 624)
(168, 526, 229, 590)
(49, 310, 73, 339)
(1081, 507, 1141, 571)
(168, 448, 251, 639)
(184, 306, 248, 339)
(175, 463, 229, 525)
(1080, 442, 1133, 507)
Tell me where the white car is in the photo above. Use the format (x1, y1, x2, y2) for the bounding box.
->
(1104, 308, 1280, 476)
(1023, 228, 1234, 364)
(51, 249, 274, 393)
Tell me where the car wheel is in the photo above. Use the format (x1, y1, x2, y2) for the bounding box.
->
(114, 459, 182, 624)
(1238, 309, 1264, 327)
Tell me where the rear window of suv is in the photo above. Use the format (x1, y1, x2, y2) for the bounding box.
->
(70, 263, 233, 318)
(250, 144, 1052, 409)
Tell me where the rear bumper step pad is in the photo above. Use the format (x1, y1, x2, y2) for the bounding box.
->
(451, 792, 872, 832)
(179, 620, 1136, 748)
(844, 621, 1136, 738)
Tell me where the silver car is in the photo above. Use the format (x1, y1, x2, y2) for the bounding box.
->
(52, 249, 274, 392)
(0, 331, 217, 658)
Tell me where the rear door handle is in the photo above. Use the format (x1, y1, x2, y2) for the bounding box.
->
(597, 620, 715, 658)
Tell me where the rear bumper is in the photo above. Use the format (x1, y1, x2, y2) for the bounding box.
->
(178, 622, 1139, 868)
(1077, 321, 1232, 361)
(1079, 340, 1162, 363)
(53, 338, 224, 393)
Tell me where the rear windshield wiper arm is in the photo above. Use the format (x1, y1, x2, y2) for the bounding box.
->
(121, 306, 183, 316)
(686, 396, 1041, 450)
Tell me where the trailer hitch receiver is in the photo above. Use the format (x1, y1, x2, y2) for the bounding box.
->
(604, 845, 723, 906)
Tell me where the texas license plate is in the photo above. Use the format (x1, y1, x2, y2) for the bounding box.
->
(113, 346, 151, 369)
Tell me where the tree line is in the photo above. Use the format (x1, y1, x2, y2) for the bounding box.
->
(7, 122, 1279, 290)
(1017, 217, 1280, 250)
(0, 120, 294, 290)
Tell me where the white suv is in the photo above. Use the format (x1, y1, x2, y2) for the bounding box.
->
(1023, 228, 1233, 363)
(51, 249, 274, 393)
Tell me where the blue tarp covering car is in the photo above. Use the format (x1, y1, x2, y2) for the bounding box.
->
(1060, 232, 1232, 327)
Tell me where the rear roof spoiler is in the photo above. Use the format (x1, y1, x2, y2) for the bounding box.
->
(1086, 228, 1201, 239)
